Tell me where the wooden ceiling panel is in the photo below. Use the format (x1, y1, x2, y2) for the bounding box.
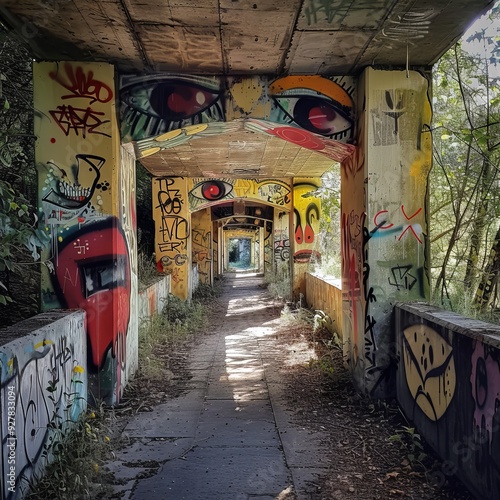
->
(136, 24, 223, 72)
(295, 0, 391, 30)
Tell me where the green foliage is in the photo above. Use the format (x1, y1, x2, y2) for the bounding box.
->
(310, 166, 342, 278)
(313, 309, 342, 348)
(0, 179, 48, 305)
(138, 284, 223, 381)
(162, 293, 195, 323)
(193, 277, 225, 302)
(431, 5, 500, 314)
(137, 251, 163, 291)
(136, 161, 155, 255)
(265, 260, 291, 301)
(26, 381, 112, 500)
(0, 26, 42, 316)
(389, 425, 427, 468)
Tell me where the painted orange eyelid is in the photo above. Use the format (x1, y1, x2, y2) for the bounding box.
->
(269, 76, 353, 108)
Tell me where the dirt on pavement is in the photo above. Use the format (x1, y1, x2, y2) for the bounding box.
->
(114, 287, 474, 500)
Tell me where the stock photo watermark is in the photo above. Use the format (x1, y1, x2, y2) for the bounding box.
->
(6, 385, 17, 494)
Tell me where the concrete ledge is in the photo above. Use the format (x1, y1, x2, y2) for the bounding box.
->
(305, 272, 342, 337)
(138, 275, 171, 322)
(395, 301, 500, 348)
(0, 310, 87, 500)
(394, 303, 500, 499)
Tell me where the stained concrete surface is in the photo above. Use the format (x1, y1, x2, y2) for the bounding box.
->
(110, 273, 329, 499)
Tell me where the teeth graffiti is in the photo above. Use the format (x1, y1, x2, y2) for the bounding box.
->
(58, 181, 91, 201)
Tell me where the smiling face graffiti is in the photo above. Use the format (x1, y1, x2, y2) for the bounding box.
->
(41, 154, 106, 210)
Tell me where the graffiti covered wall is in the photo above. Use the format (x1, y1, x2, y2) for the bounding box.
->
(395, 303, 500, 499)
(152, 177, 191, 300)
(187, 178, 292, 212)
(342, 69, 431, 398)
(0, 311, 87, 500)
(120, 74, 356, 168)
(138, 276, 171, 323)
(120, 145, 138, 382)
(293, 178, 321, 298)
(34, 62, 135, 405)
(191, 208, 212, 285)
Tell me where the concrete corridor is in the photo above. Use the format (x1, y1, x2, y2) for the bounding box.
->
(110, 273, 329, 499)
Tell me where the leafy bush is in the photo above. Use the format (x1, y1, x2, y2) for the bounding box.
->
(0, 180, 48, 305)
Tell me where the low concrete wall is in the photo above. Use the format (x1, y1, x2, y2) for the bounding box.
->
(0, 310, 87, 500)
(305, 272, 343, 338)
(138, 276, 171, 323)
(394, 302, 500, 499)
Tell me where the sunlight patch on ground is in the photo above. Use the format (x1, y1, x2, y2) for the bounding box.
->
(283, 339, 317, 366)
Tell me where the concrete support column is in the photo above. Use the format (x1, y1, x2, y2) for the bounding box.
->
(341, 68, 432, 399)
(192, 207, 213, 286)
(34, 62, 138, 405)
(292, 178, 321, 300)
(152, 177, 192, 300)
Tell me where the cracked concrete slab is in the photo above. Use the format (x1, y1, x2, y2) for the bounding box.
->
(109, 274, 332, 499)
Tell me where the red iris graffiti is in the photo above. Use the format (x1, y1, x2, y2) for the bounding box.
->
(202, 181, 228, 201)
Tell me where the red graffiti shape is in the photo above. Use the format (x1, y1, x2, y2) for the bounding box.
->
(55, 219, 130, 369)
(269, 126, 325, 151)
(373, 210, 394, 229)
(401, 205, 422, 220)
(49, 63, 113, 104)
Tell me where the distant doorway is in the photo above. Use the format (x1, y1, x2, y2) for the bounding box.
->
(228, 238, 252, 270)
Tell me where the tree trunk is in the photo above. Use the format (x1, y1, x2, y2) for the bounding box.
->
(474, 223, 500, 311)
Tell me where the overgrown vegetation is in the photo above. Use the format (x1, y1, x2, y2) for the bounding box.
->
(430, 3, 500, 319)
(280, 303, 342, 378)
(265, 260, 292, 301)
(137, 251, 163, 291)
(0, 24, 45, 323)
(311, 166, 342, 278)
(26, 398, 113, 500)
(136, 278, 224, 382)
(389, 423, 427, 470)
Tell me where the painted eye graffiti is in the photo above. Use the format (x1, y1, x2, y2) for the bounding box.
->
(120, 77, 224, 140)
(294, 209, 303, 244)
(295, 203, 319, 245)
(273, 95, 353, 139)
(190, 180, 233, 202)
(269, 76, 354, 141)
(305, 203, 319, 243)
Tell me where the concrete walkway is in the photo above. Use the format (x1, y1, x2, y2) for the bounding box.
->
(110, 273, 329, 499)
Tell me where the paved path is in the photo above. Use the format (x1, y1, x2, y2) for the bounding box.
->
(110, 273, 328, 499)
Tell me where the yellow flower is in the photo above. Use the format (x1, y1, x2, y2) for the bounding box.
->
(73, 365, 84, 374)
(104, 436, 110, 442)
(93, 463, 99, 473)
(90, 412, 96, 419)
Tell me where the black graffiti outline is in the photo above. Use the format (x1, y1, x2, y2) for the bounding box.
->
(389, 265, 417, 291)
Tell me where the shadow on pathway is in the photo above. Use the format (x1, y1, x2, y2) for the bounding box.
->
(108, 273, 328, 500)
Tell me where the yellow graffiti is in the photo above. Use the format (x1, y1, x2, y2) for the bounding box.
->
(227, 77, 271, 119)
(153, 177, 190, 300)
(293, 178, 321, 296)
(34, 339, 54, 349)
(402, 324, 456, 421)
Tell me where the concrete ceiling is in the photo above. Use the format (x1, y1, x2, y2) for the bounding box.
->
(0, 0, 494, 180)
(137, 120, 349, 178)
(0, 0, 492, 75)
